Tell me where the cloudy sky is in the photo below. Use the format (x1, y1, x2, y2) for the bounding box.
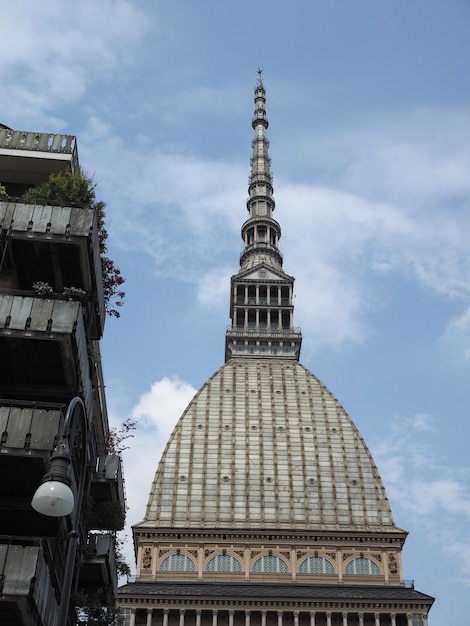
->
(2, 2, 470, 624)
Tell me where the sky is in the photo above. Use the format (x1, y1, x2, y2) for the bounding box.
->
(1, 1, 470, 624)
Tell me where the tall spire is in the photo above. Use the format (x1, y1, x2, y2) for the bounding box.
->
(249, 70, 273, 192)
(241, 69, 282, 270)
(225, 72, 302, 361)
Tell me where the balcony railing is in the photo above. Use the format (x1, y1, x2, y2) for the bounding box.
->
(0, 541, 59, 625)
(0, 401, 63, 451)
(0, 129, 78, 172)
(0, 200, 105, 337)
(81, 533, 118, 595)
(0, 294, 93, 419)
(235, 298, 292, 306)
(92, 454, 126, 507)
(226, 326, 301, 336)
(240, 244, 283, 263)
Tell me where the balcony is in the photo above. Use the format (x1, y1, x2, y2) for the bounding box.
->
(0, 542, 59, 626)
(0, 294, 93, 419)
(236, 297, 292, 307)
(226, 326, 302, 339)
(0, 401, 67, 537)
(0, 199, 105, 338)
(0, 128, 78, 188)
(239, 243, 283, 267)
(80, 533, 118, 597)
(91, 454, 126, 509)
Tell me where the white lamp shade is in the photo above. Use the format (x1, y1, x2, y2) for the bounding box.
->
(32, 480, 75, 517)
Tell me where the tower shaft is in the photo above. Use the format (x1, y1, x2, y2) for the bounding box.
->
(225, 73, 302, 361)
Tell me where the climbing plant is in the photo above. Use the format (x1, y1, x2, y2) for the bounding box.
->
(75, 589, 124, 625)
(23, 170, 125, 317)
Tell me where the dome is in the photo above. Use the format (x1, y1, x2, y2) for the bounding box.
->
(138, 358, 398, 533)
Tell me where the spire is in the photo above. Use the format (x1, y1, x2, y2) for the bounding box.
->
(241, 69, 282, 270)
(249, 69, 273, 189)
(224, 72, 302, 362)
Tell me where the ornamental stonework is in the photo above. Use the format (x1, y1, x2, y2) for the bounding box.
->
(142, 547, 152, 569)
(388, 552, 398, 574)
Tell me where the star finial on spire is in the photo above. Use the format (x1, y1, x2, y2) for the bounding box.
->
(257, 68, 263, 77)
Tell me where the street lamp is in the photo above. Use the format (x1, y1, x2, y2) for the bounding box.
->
(32, 396, 88, 626)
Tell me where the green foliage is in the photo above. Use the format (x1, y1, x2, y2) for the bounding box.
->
(75, 589, 124, 625)
(23, 170, 125, 317)
(86, 499, 126, 531)
(105, 418, 136, 454)
(23, 168, 95, 205)
(0, 183, 6, 196)
(102, 256, 125, 318)
(115, 536, 132, 578)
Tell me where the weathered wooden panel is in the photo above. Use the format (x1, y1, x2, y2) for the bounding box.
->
(50, 299, 79, 333)
(5, 407, 32, 448)
(0, 201, 16, 228)
(74, 308, 94, 419)
(0, 406, 9, 435)
(69, 206, 94, 237)
(0, 406, 61, 450)
(29, 409, 61, 449)
(105, 454, 120, 480)
(49, 205, 72, 234)
(33, 550, 59, 624)
(9, 203, 34, 231)
(0, 544, 7, 573)
(0, 294, 13, 326)
(3, 545, 39, 595)
(30, 298, 55, 331)
(90, 223, 106, 327)
(31, 205, 53, 233)
(9, 296, 33, 330)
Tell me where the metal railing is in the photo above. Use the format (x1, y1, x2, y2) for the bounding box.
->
(226, 326, 302, 336)
(0, 129, 79, 172)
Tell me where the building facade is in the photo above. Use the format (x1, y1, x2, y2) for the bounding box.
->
(118, 76, 434, 626)
(0, 125, 125, 624)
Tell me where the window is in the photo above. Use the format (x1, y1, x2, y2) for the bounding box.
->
(159, 554, 196, 572)
(412, 616, 425, 626)
(299, 556, 335, 575)
(344, 557, 380, 576)
(252, 555, 288, 574)
(119, 608, 131, 626)
(206, 554, 243, 573)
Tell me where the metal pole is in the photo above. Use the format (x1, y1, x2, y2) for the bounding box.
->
(55, 397, 88, 626)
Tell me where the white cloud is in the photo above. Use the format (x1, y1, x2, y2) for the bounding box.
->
(131, 376, 196, 435)
(411, 413, 436, 433)
(196, 266, 233, 308)
(442, 307, 470, 360)
(112, 376, 196, 574)
(78, 108, 470, 356)
(372, 414, 470, 585)
(0, 1, 148, 127)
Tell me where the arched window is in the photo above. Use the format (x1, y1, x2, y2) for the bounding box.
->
(298, 556, 335, 575)
(159, 554, 196, 572)
(345, 557, 380, 576)
(252, 555, 288, 574)
(206, 554, 243, 573)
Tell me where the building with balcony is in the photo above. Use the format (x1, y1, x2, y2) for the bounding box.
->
(117, 75, 434, 626)
(0, 124, 125, 624)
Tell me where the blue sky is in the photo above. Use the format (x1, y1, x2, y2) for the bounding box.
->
(2, 2, 470, 624)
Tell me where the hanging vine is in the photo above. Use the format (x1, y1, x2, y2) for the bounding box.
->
(23, 169, 125, 317)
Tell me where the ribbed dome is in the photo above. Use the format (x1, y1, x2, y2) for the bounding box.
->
(139, 358, 398, 533)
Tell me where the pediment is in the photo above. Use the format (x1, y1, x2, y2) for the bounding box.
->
(233, 265, 292, 282)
